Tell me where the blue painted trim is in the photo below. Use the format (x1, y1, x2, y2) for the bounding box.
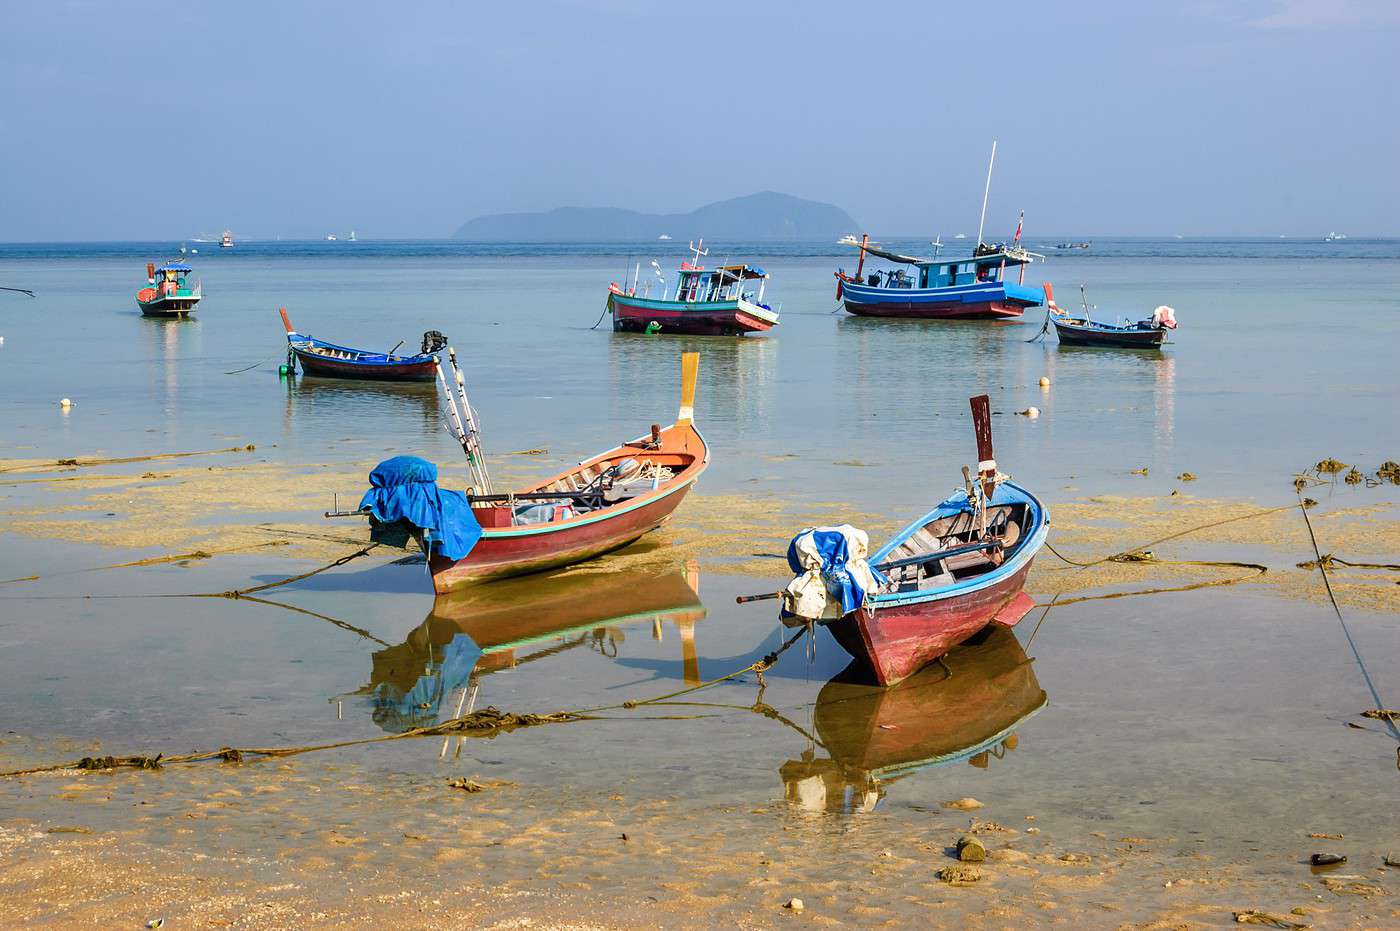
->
(866, 481, 1049, 609)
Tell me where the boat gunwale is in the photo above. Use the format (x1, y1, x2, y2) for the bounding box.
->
(865, 481, 1049, 608)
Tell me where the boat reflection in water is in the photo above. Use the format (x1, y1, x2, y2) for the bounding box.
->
(780, 627, 1046, 813)
(360, 563, 706, 733)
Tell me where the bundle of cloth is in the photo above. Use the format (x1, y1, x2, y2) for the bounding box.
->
(781, 525, 888, 624)
(359, 456, 482, 560)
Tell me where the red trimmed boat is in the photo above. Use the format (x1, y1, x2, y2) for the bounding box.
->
(428, 354, 708, 591)
(751, 394, 1048, 686)
(136, 261, 201, 317)
(608, 240, 779, 336)
(280, 308, 444, 381)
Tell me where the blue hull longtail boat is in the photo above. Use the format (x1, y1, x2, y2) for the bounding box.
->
(280, 308, 445, 381)
(1042, 284, 1177, 348)
(607, 239, 779, 336)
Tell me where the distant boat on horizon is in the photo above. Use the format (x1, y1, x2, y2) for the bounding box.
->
(348, 230, 357, 242)
(658, 233, 671, 240)
(1324, 231, 1347, 241)
(953, 232, 967, 239)
(220, 230, 234, 248)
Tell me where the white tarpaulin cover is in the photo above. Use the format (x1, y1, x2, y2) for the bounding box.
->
(781, 524, 887, 622)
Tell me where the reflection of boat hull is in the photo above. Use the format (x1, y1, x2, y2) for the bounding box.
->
(611, 294, 777, 336)
(1053, 317, 1167, 348)
(816, 627, 1045, 776)
(428, 568, 704, 653)
(365, 567, 705, 732)
(781, 627, 1045, 812)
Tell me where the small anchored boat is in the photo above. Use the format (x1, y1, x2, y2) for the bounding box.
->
(607, 239, 779, 335)
(1042, 284, 1176, 349)
(280, 308, 445, 381)
(741, 394, 1048, 686)
(342, 352, 709, 593)
(136, 261, 201, 317)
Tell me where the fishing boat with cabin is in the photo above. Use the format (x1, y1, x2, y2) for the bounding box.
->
(835, 143, 1045, 320)
(136, 261, 201, 317)
(280, 308, 446, 381)
(739, 394, 1048, 686)
(337, 352, 709, 593)
(607, 240, 779, 336)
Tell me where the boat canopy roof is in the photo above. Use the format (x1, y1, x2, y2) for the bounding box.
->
(854, 242, 1041, 269)
(680, 263, 767, 280)
(156, 262, 193, 272)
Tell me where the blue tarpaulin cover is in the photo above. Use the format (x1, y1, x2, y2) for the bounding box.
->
(358, 456, 482, 560)
(786, 528, 887, 615)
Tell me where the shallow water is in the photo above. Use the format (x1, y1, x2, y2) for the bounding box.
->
(1, 240, 1398, 924)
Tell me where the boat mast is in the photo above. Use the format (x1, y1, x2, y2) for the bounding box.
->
(975, 141, 997, 247)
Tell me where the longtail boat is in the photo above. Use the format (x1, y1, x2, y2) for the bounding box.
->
(607, 239, 779, 336)
(344, 352, 709, 593)
(834, 143, 1045, 320)
(780, 627, 1045, 812)
(745, 394, 1047, 686)
(136, 261, 201, 317)
(280, 307, 444, 381)
(1043, 284, 1177, 349)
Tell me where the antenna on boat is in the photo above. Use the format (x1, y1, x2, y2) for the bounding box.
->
(975, 141, 997, 247)
(436, 350, 493, 494)
(688, 239, 708, 267)
(931, 235, 944, 258)
(1079, 283, 1092, 315)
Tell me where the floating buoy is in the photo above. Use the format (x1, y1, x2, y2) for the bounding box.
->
(1039, 376, 1050, 387)
(59, 397, 72, 408)
(645, 321, 662, 334)
(1017, 406, 1039, 418)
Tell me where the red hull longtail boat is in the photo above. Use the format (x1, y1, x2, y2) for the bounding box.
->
(428, 353, 708, 592)
(750, 394, 1048, 686)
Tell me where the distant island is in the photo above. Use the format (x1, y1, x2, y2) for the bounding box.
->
(453, 191, 859, 241)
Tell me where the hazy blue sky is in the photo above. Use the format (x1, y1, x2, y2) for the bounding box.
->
(3, 0, 1397, 240)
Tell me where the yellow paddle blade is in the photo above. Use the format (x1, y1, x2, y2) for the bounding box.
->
(677, 351, 699, 425)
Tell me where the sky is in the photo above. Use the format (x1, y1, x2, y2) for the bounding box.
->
(2, 0, 1397, 240)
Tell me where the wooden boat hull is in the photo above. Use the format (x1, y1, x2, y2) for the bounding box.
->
(1053, 318, 1167, 348)
(427, 422, 709, 592)
(840, 280, 1042, 320)
(137, 293, 200, 317)
(611, 294, 777, 336)
(291, 345, 439, 381)
(829, 575, 1036, 687)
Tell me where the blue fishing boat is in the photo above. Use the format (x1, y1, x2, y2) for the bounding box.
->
(834, 142, 1045, 320)
(280, 308, 446, 381)
(1042, 285, 1177, 349)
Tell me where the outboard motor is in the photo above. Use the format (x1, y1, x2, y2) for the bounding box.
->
(420, 330, 448, 354)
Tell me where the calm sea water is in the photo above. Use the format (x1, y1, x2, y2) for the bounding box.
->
(2, 238, 1397, 504)
(1, 239, 1398, 920)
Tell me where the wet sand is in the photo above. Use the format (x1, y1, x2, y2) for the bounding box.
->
(2, 454, 1399, 927)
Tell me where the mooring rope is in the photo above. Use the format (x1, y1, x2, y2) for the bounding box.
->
(1294, 493, 1400, 753)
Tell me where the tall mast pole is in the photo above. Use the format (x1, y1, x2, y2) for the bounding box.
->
(975, 140, 997, 247)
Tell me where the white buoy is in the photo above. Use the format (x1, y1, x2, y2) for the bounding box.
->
(59, 398, 72, 408)
(1018, 406, 1040, 418)
(1039, 376, 1050, 387)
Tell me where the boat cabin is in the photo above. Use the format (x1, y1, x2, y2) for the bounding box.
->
(862, 249, 1037, 290)
(672, 263, 768, 305)
(151, 262, 196, 294)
